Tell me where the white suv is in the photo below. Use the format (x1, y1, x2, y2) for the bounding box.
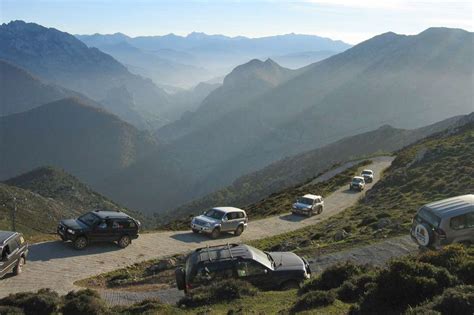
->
(292, 194, 324, 216)
(191, 207, 248, 238)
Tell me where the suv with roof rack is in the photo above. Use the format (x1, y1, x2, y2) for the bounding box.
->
(411, 194, 474, 249)
(1, 231, 28, 279)
(349, 176, 365, 191)
(292, 194, 324, 216)
(191, 207, 248, 238)
(57, 210, 141, 250)
(175, 243, 311, 293)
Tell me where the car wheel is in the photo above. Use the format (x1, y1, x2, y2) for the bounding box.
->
(73, 236, 88, 250)
(192, 229, 199, 234)
(13, 257, 25, 275)
(234, 225, 244, 236)
(211, 227, 220, 239)
(280, 280, 300, 290)
(318, 206, 323, 214)
(118, 235, 131, 248)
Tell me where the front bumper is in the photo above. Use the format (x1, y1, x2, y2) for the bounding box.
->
(57, 225, 75, 241)
(191, 223, 214, 233)
(292, 208, 312, 215)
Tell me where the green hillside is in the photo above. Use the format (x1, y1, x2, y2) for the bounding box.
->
(252, 114, 474, 255)
(1, 166, 143, 241)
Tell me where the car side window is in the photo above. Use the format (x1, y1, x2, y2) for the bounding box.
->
(236, 260, 267, 277)
(450, 214, 467, 230)
(237, 212, 244, 219)
(7, 239, 19, 253)
(1, 246, 10, 261)
(194, 261, 234, 284)
(112, 220, 123, 229)
(466, 212, 474, 228)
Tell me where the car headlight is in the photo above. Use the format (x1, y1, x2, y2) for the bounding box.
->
(67, 229, 75, 234)
(292, 205, 297, 209)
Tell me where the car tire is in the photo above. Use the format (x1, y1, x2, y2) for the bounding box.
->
(118, 235, 131, 248)
(280, 280, 300, 290)
(234, 225, 244, 236)
(73, 236, 88, 250)
(192, 229, 199, 234)
(13, 257, 25, 276)
(318, 206, 323, 214)
(175, 267, 186, 291)
(211, 227, 220, 239)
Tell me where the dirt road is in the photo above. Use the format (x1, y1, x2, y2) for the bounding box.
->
(0, 157, 393, 298)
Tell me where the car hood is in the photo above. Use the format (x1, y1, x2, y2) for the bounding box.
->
(269, 252, 306, 271)
(60, 219, 88, 230)
(293, 203, 312, 209)
(193, 215, 219, 225)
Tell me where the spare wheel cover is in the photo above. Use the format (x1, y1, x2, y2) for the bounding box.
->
(414, 224, 431, 246)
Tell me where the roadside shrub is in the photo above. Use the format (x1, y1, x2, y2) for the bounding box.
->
(300, 261, 366, 293)
(178, 279, 257, 308)
(117, 299, 170, 315)
(337, 273, 377, 302)
(406, 285, 474, 315)
(356, 259, 458, 314)
(0, 289, 59, 315)
(0, 305, 25, 315)
(457, 260, 474, 285)
(61, 289, 107, 315)
(292, 290, 336, 312)
(418, 245, 467, 274)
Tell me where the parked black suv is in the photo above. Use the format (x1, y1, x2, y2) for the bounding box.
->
(175, 243, 311, 293)
(0, 231, 28, 279)
(57, 210, 141, 250)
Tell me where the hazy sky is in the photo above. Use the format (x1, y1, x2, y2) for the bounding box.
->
(1, 0, 472, 44)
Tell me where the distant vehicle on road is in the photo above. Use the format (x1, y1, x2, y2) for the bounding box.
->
(349, 176, 366, 191)
(57, 210, 141, 250)
(191, 207, 248, 239)
(361, 169, 374, 183)
(411, 194, 474, 249)
(175, 243, 311, 293)
(0, 231, 28, 279)
(292, 194, 324, 216)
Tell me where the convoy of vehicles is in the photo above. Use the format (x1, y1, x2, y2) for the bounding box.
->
(411, 194, 474, 249)
(0, 231, 28, 279)
(349, 176, 366, 191)
(57, 210, 141, 250)
(191, 207, 248, 238)
(292, 194, 324, 216)
(175, 243, 311, 293)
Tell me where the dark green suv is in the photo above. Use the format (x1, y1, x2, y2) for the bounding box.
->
(57, 210, 141, 250)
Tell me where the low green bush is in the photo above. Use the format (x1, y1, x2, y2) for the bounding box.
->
(178, 279, 258, 308)
(0, 289, 59, 315)
(418, 245, 468, 275)
(300, 261, 366, 293)
(292, 290, 336, 312)
(116, 299, 170, 315)
(406, 285, 474, 315)
(337, 273, 377, 302)
(0, 305, 25, 315)
(355, 258, 458, 314)
(61, 289, 107, 315)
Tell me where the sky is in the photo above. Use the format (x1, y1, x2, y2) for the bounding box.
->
(1, 0, 472, 44)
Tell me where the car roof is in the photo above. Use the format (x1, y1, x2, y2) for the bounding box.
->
(423, 195, 474, 218)
(302, 194, 321, 199)
(192, 244, 253, 263)
(362, 169, 373, 173)
(0, 231, 17, 245)
(353, 176, 365, 180)
(91, 210, 131, 219)
(212, 207, 245, 213)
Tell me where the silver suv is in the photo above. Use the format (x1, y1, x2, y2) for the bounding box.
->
(411, 194, 474, 249)
(292, 194, 324, 216)
(191, 207, 248, 239)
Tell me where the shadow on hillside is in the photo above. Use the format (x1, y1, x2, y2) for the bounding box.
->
(28, 241, 122, 262)
(170, 232, 237, 243)
(279, 214, 308, 222)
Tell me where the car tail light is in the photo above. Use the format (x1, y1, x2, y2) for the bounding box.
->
(437, 228, 447, 239)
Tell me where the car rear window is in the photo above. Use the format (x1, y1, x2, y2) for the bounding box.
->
(416, 207, 441, 227)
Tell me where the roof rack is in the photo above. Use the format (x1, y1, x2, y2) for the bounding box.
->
(195, 243, 239, 252)
(198, 243, 239, 262)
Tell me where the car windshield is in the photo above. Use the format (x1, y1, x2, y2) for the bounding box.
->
(297, 197, 314, 205)
(247, 245, 273, 270)
(416, 207, 441, 228)
(362, 171, 372, 175)
(78, 212, 100, 226)
(203, 209, 225, 220)
(352, 178, 364, 183)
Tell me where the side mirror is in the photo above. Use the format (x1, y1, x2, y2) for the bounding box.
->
(222, 216, 228, 222)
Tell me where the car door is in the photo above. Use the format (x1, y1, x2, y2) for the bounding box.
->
(235, 259, 273, 290)
(0, 239, 20, 277)
(0, 245, 12, 278)
(450, 212, 474, 243)
(89, 219, 112, 242)
(227, 212, 241, 231)
(221, 213, 233, 232)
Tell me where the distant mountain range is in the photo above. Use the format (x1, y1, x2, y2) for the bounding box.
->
(0, 97, 158, 183)
(76, 32, 351, 88)
(102, 27, 473, 214)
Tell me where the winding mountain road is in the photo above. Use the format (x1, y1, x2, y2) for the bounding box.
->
(0, 156, 393, 298)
